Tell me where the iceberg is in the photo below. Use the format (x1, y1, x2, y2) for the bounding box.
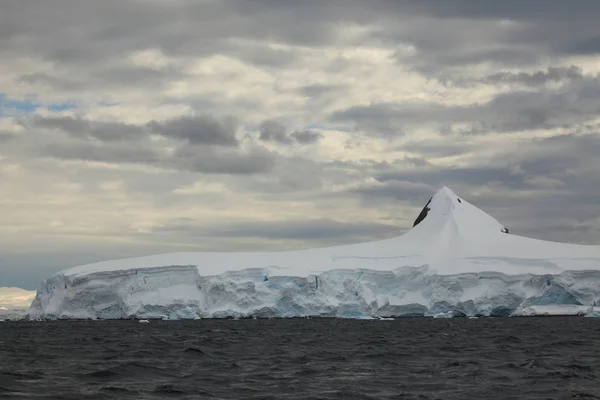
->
(27, 187, 600, 320)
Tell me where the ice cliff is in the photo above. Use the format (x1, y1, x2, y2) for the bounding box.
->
(28, 187, 600, 319)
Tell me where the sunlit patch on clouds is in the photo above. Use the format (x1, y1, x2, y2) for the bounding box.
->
(1, 0, 600, 289)
(0, 287, 36, 310)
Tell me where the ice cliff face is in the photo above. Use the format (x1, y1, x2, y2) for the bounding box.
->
(27, 187, 600, 319)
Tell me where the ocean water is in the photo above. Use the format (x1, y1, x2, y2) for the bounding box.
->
(1, 318, 600, 399)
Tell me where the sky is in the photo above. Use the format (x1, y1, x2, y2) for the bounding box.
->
(1, 0, 600, 292)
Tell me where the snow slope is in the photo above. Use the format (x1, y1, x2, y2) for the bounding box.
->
(28, 187, 600, 319)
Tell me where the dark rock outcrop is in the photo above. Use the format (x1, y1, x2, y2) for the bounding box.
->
(413, 197, 433, 227)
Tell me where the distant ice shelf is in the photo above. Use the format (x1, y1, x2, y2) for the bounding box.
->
(27, 187, 600, 320)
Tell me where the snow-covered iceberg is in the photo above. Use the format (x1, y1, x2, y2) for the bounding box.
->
(27, 187, 600, 320)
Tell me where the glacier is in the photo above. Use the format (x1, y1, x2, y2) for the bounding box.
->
(27, 187, 600, 320)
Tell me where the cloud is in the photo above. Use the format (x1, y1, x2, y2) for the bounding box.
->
(396, 0, 600, 21)
(258, 120, 289, 143)
(258, 120, 322, 145)
(332, 76, 600, 136)
(148, 115, 240, 146)
(375, 133, 600, 194)
(290, 130, 323, 144)
(41, 140, 162, 165)
(378, 1, 600, 70)
(27, 115, 146, 142)
(37, 131, 275, 175)
(482, 66, 585, 86)
(349, 131, 600, 244)
(1, 0, 600, 290)
(24, 114, 241, 148)
(18, 73, 81, 91)
(8, 114, 282, 175)
(0, 132, 14, 142)
(2, 1, 598, 84)
(170, 144, 276, 174)
(375, 167, 527, 190)
(18, 65, 185, 92)
(0, 287, 36, 309)
(401, 140, 475, 157)
(565, 36, 600, 55)
(352, 181, 435, 203)
(442, 66, 586, 88)
(298, 84, 342, 98)
(228, 41, 298, 68)
(154, 217, 399, 241)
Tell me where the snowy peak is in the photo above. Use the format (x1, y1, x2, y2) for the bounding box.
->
(406, 186, 510, 271)
(412, 186, 507, 236)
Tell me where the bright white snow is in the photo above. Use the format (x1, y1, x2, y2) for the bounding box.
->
(27, 187, 600, 320)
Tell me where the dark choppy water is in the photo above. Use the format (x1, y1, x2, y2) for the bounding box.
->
(1, 318, 600, 399)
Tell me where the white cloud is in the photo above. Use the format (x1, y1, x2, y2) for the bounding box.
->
(0, 287, 36, 310)
(1, 0, 600, 289)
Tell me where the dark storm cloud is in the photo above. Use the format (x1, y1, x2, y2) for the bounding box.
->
(1, 0, 600, 255)
(14, 115, 277, 175)
(401, 140, 475, 157)
(331, 102, 435, 136)
(373, 133, 600, 196)
(38, 138, 276, 175)
(298, 84, 341, 98)
(396, 0, 600, 21)
(170, 144, 276, 175)
(25, 115, 241, 147)
(443, 66, 586, 88)
(467, 188, 600, 245)
(330, 104, 414, 137)
(41, 141, 162, 165)
(148, 115, 239, 147)
(0, 0, 342, 70)
(400, 156, 431, 168)
(258, 120, 322, 145)
(229, 43, 298, 68)
(3, 0, 599, 92)
(38, 139, 276, 175)
(259, 120, 289, 144)
(483, 66, 584, 87)
(466, 86, 599, 134)
(565, 36, 600, 56)
(347, 131, 600, 243)
(352, 181, 435, 203)
(359, 2, 600, 75)
(155, 217, 398, 241)
(27, 116, 146, 142)
(290, 130, 323, 144)
(320, 157, 436, 187)
(18, 66, 185, 92)
(332, 77, 600, 136)
(0, 132, 15, 142)
(94, 66, 185, 87)
(18, 73, 81, 91)
(375, 167, 527, 190)
(495, 133, 600, 179)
